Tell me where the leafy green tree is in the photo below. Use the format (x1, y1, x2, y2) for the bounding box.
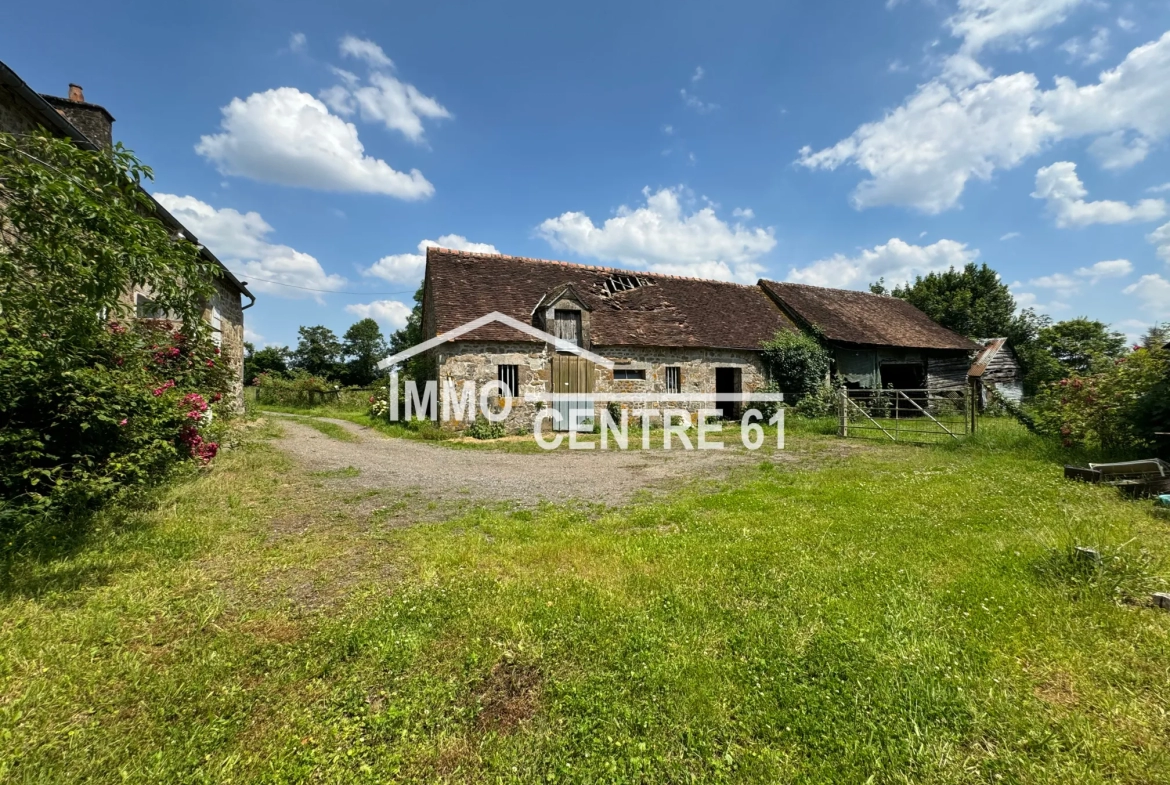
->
(388, 283, 433, 380)
(340, 318, 389, 387)
(243, 342, 290, 383)
(1141, 323, 1169, 350)
(1033, 318, 1127, 380)
(291, 326, 342, 379)
(882, 263, 1026, 341)
(1, 130, 229, 535)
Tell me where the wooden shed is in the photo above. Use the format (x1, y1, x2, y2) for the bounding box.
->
(968, 338, 1024, 407)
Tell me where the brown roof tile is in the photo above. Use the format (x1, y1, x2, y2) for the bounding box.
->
(759, 280, 980, 352)
(426, 248, 798, 350)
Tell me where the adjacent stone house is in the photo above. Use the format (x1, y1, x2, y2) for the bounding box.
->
(758, 281, 981, 391)
(0, 60, 254, 408)
(421, 248, 798, 430)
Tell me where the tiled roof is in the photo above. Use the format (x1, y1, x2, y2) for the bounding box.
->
(758, 280, 980, 352)
(426, 248, 798, 350)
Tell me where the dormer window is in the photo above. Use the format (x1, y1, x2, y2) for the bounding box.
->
(553, 309, 582, 347)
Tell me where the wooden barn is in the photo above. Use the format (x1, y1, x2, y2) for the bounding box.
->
(968, 338, 1025, 407)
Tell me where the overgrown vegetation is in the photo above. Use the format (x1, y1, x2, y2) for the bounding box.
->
(0, 131, 231, 541)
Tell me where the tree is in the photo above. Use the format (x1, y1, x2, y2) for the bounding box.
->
(340, 318, 389, 387)
(243, 342, 290, 383)
(1141, 323, 1169, 350)
(388, 283, 433, 380)
(883, 263, 1025, 341)
(1034, 318, 1126, 379)
(291, 326, 342, 379)
(760, 330, 831, 397)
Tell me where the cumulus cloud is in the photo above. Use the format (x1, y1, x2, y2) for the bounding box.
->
(1032, 161, 1167, 227)
(339, 35, 394, 68)
(948, 0, 1089, 55)
(1074, 258, 1133, 282)
(1149, 221, 1170, 263)
(1012, 287, 1069, 314)
(195, 88, 434, 199)
(363, 235, 500, 285)
(537, 187, 775, 283)
(798, 31, 1170, 212)
(345, 299, 413, 329)
(1123, 274, 1170, 318)
(1087, 131, 1151, 170)
(1027, 271, 1080, 295)
(320, 37, 451, 144)
(154, 193, 345, 300)
(786, 237, 979, 289)
(1061, 27, 1110, 65)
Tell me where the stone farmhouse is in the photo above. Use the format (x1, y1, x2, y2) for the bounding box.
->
(0, 60, 254, 408)
(414, 247, 980, 431)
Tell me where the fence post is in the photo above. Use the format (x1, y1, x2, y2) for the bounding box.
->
(838, 386, 847, 437)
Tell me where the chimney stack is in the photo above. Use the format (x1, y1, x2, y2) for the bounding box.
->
(40, 83, 115, 150)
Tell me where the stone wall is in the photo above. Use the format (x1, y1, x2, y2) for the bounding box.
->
(0, 85, 40, 135)
(434, 341, 768, 432)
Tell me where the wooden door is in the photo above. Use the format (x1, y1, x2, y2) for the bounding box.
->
(550, 354, 594, 431)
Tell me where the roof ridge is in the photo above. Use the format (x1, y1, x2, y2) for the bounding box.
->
(429, 247, 762, 288)
(760, 279, 901, 298)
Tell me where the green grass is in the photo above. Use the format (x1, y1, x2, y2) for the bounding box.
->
(293, 416, 360, 442)
(3, 419, 1170, 782)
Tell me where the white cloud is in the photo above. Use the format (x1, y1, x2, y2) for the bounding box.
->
(1012, 288, 1070, 314)
(1087, 130, 1150, 170)
(948, 0, 1088, 55)
(798, 31, 1170, 212)
(244, 327, 266, 345)
(1027, 271, 1080, 296)
(1149, 221, 1170, 263)
(1000, 231, 1021, 240)
(888, 59, 910, 74)
(154, 194, 345, 300)
(662, 124, 674, 135)
(680, 88, 718, 114)
(692, 66, 705, 82)
(1117, 18, 1136, 33)
(1032, 161, 1166, 227)
(363, 235, 500, 285)
(1123, 274, 1170, 318)
(345, 300, 413, 329)
(289, 32, 306, 53)
(320, 38, 451, 144)
(1147, 182, 1170, 193)
(1074, 258, 1133, 281)
(537, 187, 775, 283)
(786, 237, 979, 289)
(732, 207, 755, 220)
(339, 35, 393, 69)
(1060, 27, 1110, 65)
(195, 88, 434, 199)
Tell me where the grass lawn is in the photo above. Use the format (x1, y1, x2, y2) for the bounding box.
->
(2, 419, 1169, 783)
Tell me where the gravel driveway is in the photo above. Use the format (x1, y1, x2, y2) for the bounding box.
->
(270, 414, 779, 507)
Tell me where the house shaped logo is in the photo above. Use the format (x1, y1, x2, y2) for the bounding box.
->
(377, 311, 615, 371)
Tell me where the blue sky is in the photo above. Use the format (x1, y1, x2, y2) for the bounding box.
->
(4, 0, 1170, 347)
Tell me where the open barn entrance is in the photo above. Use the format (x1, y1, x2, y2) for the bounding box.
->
(715, 367, 742, 420)
(879, 363, 925, 390)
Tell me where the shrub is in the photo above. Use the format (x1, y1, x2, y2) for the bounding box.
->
(466, 416, 507, 440)
(760, 331, 831, 402)
(0, 131, 230, 538)
(1034, 345, 1169, 455)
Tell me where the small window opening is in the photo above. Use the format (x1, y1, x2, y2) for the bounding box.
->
(136, 293, 167, 319)
(209, 307, 223, 347)
(665, 366, 681, 393)
(498, 364, 519, 397)
(614, 368, 646, 381)
(603, 274, 651, 295)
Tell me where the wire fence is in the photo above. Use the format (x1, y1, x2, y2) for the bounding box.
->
(838, 387, 974, 444)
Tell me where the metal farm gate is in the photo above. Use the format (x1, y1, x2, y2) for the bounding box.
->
(837, 386, 975, 444)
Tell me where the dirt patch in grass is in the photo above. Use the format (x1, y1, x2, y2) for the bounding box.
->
(1034, 671, 1080, 708)
(474, 659, 542, 733)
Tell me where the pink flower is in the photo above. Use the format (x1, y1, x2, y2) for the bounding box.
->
(206, 359, 215, 367)
(119, 418, 128, 426)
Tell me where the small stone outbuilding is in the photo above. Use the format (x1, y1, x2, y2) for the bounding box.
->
(758, 281, 981, 391)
